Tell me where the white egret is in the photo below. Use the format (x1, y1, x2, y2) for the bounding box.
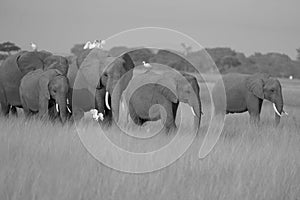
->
(30, 42, 37, 51)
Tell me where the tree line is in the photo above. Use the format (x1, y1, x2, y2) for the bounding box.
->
(1, 41, 300, 78)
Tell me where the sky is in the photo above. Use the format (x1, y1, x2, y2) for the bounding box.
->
(0, 0, 299, 59)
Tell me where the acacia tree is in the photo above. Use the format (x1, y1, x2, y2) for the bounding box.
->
(297, 48, 300, 61)
(0, 41, 21, 55)
(181, 43, 192, 56)
(70, 43, 85, 57)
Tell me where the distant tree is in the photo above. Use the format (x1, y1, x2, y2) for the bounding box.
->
(70, 43, 85, 57)
(297, 48, 300, 61)
(0, 41, 21, 55)
(0, 53, 8, 61)
(219, 56, 241, 72)
(181, 43, 192, 56)
(150, 50, 196, 72)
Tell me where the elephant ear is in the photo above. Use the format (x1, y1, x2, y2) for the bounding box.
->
(246, 73, 269, 99)
(121, 53, 135, 72)
(39, 69, 62, 99)
(157, 84, 178, 103)
(17, 51, 44, 74)
(39, 74, 51, 100)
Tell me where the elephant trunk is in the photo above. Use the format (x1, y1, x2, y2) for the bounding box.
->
(57, 95, 67, 123)
(110, 84, 122, 124)
(95, 88, 106, 119)
(110, 71, 133, 124)
(190, 95, 202, 132)
(273, 97, 283, 126)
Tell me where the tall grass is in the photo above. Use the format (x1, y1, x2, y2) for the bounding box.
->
(0, 103, 299, 199)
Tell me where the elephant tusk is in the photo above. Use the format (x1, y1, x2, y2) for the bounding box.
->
(55, 103, 59, 113)
(283, 110, 288, 116)
(67, 105, 72, 113)
(105, 91, 111, 110)
(273, 103, 282, 117)
(191, 107, 196, 116)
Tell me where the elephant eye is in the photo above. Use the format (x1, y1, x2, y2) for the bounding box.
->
(270, 89, 275, 93)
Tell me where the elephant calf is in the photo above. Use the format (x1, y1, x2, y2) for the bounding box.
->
(19, 68, 69, 123)
(212, 73, 285, 125)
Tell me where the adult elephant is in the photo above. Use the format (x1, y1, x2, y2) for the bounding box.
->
(212, 73, 285, 125)
(19, 68, 69, 123)
(68, 48, 135, 124)
(123, 69, 202, 133)
(0, 50, 53, 115)
(95, 49, 201, 128)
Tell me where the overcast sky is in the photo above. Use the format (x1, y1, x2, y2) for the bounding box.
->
(1, 0, 299, 59)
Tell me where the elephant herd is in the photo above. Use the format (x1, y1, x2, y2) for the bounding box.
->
(0, 47, 286, 133)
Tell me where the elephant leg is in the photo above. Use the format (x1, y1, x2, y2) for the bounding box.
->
(248, 97, 263, 125)
(10, 106, 18, 117)
(162, 103, 177, 134)
(172, 102, 179, 122)
(0, 102, 10, 117)
(249, 113, 260, 125)
(72, 108, 84, 121)
(128, 102, 144, 126)
(101, 110, 113, 127)
(23, 107, 33, 118)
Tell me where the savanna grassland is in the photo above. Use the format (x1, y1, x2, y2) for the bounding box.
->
(0, 77, 300, 200)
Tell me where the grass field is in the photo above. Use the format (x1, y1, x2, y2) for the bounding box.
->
(0, 77, 300, 199)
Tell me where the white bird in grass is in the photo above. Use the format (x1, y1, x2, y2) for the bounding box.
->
(30, 42, 37, 51)
(90, 109, 104, 121)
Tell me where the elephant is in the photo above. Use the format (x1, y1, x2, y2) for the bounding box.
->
(123, 69, 202, 133)
(19, 68, 69, 123)
(0, 50, 69, 116)
(68, 48, 135, 125)
(212, 73, 285, 125)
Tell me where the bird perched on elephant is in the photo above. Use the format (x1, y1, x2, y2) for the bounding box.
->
(212, 73, 286, 125)
(19, 69, 69, 123)
(68, 48, 136, 126)
(123, 68, 202, 133)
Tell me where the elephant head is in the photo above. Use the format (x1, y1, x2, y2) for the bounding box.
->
(158, 72, 202, 130)
(96, 52, 135, 126)
(43, 55, 69, 75)
(176, 73, 202, 129)
(246, 73, 284, 125)
(39, 69, 69, 123)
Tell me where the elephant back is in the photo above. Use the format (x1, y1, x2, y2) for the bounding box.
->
(0, 52, 24, 84)
(17, 51, 49, 75)
(43, 55, 69, 76)
(125, 70, 177, 102)
(74, 49, 110, 90)
(0, 52, 27, 105)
